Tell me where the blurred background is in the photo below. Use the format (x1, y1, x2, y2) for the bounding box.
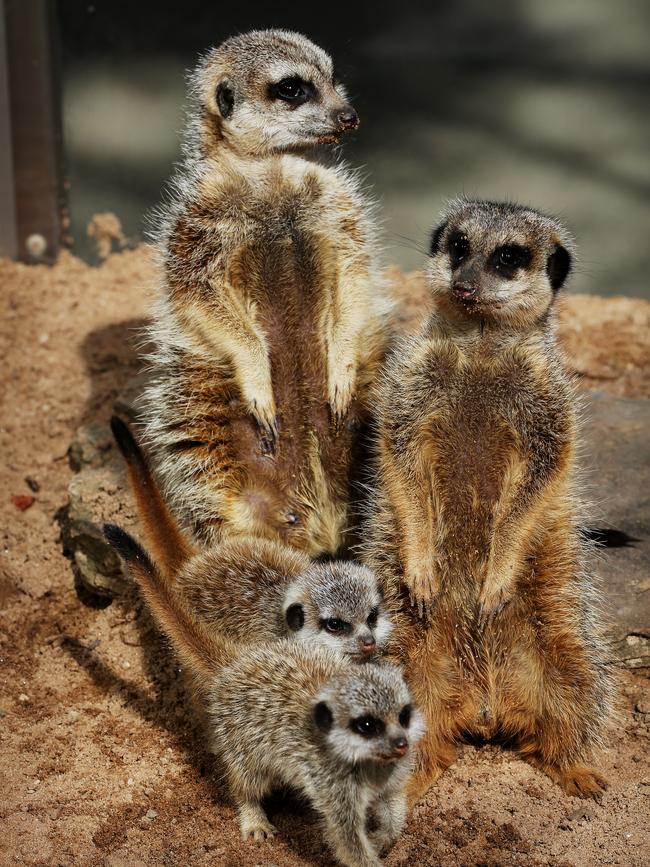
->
(6, 0, 650, 295)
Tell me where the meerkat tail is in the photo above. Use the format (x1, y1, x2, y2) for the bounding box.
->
(103, 523, 232, 679)
(110, 415, 194, 579)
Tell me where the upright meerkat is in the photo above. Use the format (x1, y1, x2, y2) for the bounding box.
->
(111, 415, 392, 659)
(363, 199, 615, 802)
(104, 524, 423, 866)
(143, 30, 389, 556)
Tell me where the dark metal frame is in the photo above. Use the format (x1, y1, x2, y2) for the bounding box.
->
(1, 0, 64, 263)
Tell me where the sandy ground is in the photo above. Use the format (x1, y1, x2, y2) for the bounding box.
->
(1, 246, 649, 867)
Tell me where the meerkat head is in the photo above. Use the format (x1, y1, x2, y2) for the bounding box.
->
(312, 663, 424, 767)
(282, 561, 393, 660)
(190, 29, 358, 158)
(427, 199, 573, 330)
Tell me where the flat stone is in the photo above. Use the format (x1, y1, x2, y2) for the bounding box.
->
(580, 392, 650, 669)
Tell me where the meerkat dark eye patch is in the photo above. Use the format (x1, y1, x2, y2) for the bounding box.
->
(490, 244, 531, 277)
(285, 603, 305, 631)
(448, 232, 470, 267)
(313, 701, 333, 732)
(320, 617, 352, 635)
(268, 76, 314, 106)
(351, 715, 386, 739)
(366, 607, 379, 628)
(216, 82, 234, 118)
(429, 221, 448, 257)
(398, 704, 412, 727)
(547, 244, 572, 291)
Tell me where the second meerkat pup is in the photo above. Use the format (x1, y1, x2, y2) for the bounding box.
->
(363, 199, 615, 802)
(143, 30, 389, 555)
(104, 525, 423, 867)
(111, 416, 392, 659)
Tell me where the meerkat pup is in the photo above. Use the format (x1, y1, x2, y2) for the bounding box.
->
(143, 29, 389, 556)
(111, 415, 392, 659)
(104, 525, 423, 866)
(363, 199, 614, 802)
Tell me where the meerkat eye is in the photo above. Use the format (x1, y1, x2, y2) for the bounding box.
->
(448, 232, 469, 266)
(398, 704, 412, 727)
(492, 244, 531, 274)
(269, 76, 312, 105)
(321, 617, 350, 635)
(351, 715, 386, 738)
(366, 607, 379, 628)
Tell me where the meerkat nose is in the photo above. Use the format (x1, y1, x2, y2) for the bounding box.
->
(336, 107, 359, 131)
(359, 634, 376, 653)
(452, 282, 478, 300)
(391, 737, 409, 756)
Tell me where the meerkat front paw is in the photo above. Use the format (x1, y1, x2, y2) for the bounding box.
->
(246, 395, 278, 450)
(403, 565, 440, 619)
(477, 583, 512, 627)
(238, 803, 277, 842)
(328, 363, 356, 424)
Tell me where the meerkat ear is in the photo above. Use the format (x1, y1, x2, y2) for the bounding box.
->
(216, 80, 234, 119)
(429, 221, 448, 256)
(547, 244, 571, 292)
(285, 603, 305, 631)
(313, 701, 333, 733)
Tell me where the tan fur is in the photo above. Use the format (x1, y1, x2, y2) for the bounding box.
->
(143, 30, 390, 555)
(363, 200, 615, 802)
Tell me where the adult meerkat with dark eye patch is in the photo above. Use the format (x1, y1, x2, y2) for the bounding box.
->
(143, 30, 389, 556)
(104, 525, 423, 867)
(363, 199, 615, 802)
(111, 415, 392, 659)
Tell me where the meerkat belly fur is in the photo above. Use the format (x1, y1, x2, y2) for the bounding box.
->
(143, 30, 389, 555)
(110, 416, 392, 660)
(104, 526, 423, 867)
(363, 199, 615, 803)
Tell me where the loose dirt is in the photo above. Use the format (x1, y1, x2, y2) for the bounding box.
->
(1, 247, 648, 866)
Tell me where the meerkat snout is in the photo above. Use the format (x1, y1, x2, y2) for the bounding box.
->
(427, 198, 573, 329)
(193, 29, 358, 157)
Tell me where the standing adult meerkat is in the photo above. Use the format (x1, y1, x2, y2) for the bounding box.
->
(104, 524, 423, 867)
(143, 30, 389, 556)
(111, 415, 393, 659)
(363, 199, 615, 802)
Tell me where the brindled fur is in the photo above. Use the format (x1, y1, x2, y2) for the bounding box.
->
(142, 30, 390, 555)
(104, 522, 423, 867)
(362, 199, 616, 803)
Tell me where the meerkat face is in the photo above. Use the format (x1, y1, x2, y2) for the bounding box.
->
(312, 664, 424, 766)
(426, 199, 573, 330)
(283, 562, 393, 660)
(194, 30, 358, 157)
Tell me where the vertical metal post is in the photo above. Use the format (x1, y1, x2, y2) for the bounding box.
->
(0, 0, 17, 259)
(2, 0, 64, 263)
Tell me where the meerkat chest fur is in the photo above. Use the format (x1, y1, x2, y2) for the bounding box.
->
(170, 156, 374, 362)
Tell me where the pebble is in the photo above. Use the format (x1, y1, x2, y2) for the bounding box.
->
(121, 660, 131, 670)
(146, 809, 158, 820)
(144, 788, 154, 797)
(18, 694, 30, 704)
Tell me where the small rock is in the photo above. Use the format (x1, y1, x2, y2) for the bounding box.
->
(11, 495, 35, 512)
(144, 788, 154, 797)
(121, 660, 131, 670)
(24, 477, 40, 493)
(146, 809, 158, 820)
(568, 806, 594, 822)
(18, 694, 30, 704)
